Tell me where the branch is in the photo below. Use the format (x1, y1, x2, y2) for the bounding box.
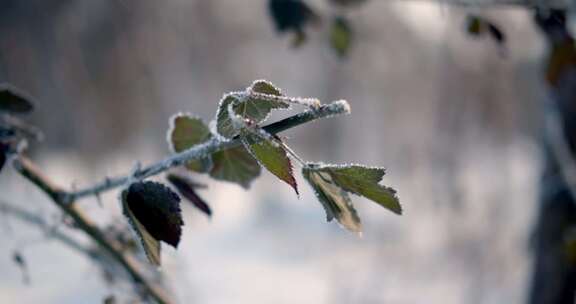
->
(0, 200, 97, 259)
(12, 157, 173, 304)
(67, 100, 351, 202)
(8, 99, 350, 303)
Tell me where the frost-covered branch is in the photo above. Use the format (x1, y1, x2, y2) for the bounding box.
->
(67, 100, 350, 203)
(6, 99, 350, 303)
(12, 157, 173, 304)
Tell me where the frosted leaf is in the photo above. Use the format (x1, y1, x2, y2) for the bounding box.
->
(122, 181, 184, 266)
(236, 95, 289, 124)
(168, 114, 213, 173)
(308, 163, 401, 214)
(302, 167, 361, 233)
(249, 80, 283, 96)
(215, 86, 289, 139)
(241, 130, 298, 194)
(216, 95, 242, 139)
(302, 163, 402, 233)
(209, 145, 261, 189)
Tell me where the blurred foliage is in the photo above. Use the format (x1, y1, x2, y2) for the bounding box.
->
(268, 0, 321, 48)
(167, 172, 212, 217)
(465, 15, 507, 46)
(330, 16, 353, 58)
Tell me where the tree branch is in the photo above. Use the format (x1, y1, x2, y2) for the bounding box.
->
(8, 99, 350, 303)
(0, 200, 97, 259)
(12, 157, 174, 304)
(67, 100, 350, 203)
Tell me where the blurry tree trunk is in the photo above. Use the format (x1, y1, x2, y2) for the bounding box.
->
(530, 184, 576, 304)
(530, 9, 576, 304)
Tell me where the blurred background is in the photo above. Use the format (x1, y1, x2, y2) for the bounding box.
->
(0, 0, 555, 303)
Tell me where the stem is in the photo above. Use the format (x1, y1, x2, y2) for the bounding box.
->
(68, 100, 350, 202)
(249, 92, 320, 108)
(279, 140, 307, 166)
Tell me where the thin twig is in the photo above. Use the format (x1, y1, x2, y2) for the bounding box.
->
(67, 100, 350, 202)
(0, 200, 97, 258)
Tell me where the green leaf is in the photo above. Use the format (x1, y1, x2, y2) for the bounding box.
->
(330, 16, 353, 58)
(216, 95, 241, 139)
(169, 114, 213, 173)
(237, 80, 289, 123)
(303, 167, 361, 232)
(250, 80, 283, 96)
(302, 163, 402, 233)
(242, 131, 298, 194)
(122, 181, 184, 266)
(322, 165, 402, 214)
(215, 82, 289, 139)
(210, 145, 261, 189)
(0, 85, 34, 114)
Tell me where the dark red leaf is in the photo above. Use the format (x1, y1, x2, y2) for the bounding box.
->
(167, 173, 212, 217)
(124, 181, 183, 248)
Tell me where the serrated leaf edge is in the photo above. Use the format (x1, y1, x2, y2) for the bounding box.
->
(121, 189, 162, 266)
(302, 167, 362, 233)
(166, 112, 211, 154)
(240, 131, 299, 195)
(247, 79, 284, 96)
(213, 92, 243, 140)
(306, 162, 401, 214)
